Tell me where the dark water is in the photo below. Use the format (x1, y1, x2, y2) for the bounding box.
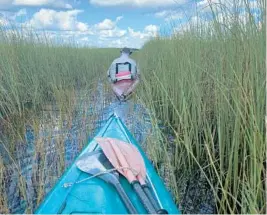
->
(0, 82, 215, 214)
(0, 82, 153, 213)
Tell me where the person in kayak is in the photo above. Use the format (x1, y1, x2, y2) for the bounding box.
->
(107, 47, 140, 100)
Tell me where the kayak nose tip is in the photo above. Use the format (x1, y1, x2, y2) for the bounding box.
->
(113, 112, 119, 118)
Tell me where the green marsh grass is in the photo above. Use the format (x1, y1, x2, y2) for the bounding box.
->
(137, 0, 265, 213)
(0, 27, 119, 212)
(0, 27, 119, 134)
(0, 0, 265, 213)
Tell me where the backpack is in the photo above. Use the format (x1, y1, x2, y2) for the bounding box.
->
(109, 61, 137, 83)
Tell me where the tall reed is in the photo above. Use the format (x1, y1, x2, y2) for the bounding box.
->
(137, 0, 265, 213)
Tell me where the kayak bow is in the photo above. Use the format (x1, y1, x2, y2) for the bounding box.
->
(35, 114, 180, 214)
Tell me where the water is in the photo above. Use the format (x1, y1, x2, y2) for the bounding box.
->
(0, 82, 152, 213)
(0, 81, 215, 214)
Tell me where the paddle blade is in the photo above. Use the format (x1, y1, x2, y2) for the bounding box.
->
(95, 137, 146, 184)
(76, 150, 119, 184)
(76, 150, 106, 173)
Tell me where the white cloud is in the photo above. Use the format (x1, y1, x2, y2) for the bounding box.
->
(95, 19, 116, 30)
(95, 16, 123, 30)
(197, 0, 234, 12)
(116, 16, 123, 22)
(92, 24, 159, 48)
(89, 0, 186, 7)
(196, 0, 261, 12)
(144, 24, 159, 36)
(94, 16, 126, 38)
(175, 6, 261, 35)
(128, 25, 158, 40)
(0, 8, 27, 26)
(155, 10, 169, 18)
(128, 27, 146, 39)
(174, 15, 210, 34)
(1, 6, 159, 49)
(155, 9, 183, 21)
(99, 28, 127, 38)
(25, 9, 88, 31)
(16, 8, 27, 17)
(18, 24, 158, 48)
(0, 17, 8, 25)
(76, 22, 88, 31)
(0, 0, 72, 9)
(13, 0, 72, 9)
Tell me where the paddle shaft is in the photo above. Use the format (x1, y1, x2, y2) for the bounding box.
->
(142, 185, 168, 214)
(132, 181, 156, 214)
(114, 182, 138, 214)
(142, 185, 160, 209)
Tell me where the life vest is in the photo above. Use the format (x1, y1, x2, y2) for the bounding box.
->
(109, 61, 137, 83)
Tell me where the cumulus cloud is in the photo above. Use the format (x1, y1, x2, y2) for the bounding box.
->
(0, 0, 72, 9)
(95, 16, 123, 31)
(94, 16, 126, 38)
(175, 6, 261, 35)
(16, 8, 27, 17)
(0, 8, 27, 26)
(13, 0, 72, 8)
(0, 3, 159, 49)
(25, 9, 88, 31)
(155, 9, 183, 21)
(95, 19, 116, 30)
(0, 17, 8, 25)
(196, 0, 261, 13)
(0, 8, 27, 19)
(174, 15, 210, 34)
(99, 28, 127, 38)
(87, 24, 159, 48)
(144, 24, 159, 36)
(89, 0, 186, 7)
(128, 28, 146, 39)
(128, 25, 159, 40)
(197, 0, 232, 8)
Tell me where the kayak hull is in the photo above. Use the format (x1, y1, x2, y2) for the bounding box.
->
(35, 114, 180, 214)
(111, 79, 139, 99)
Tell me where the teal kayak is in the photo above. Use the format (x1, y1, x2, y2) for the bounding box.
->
(35, 114, 180, 214)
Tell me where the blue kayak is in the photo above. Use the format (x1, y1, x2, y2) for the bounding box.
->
(35, 114, 180, 214)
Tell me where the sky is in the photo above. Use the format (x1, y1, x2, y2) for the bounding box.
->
(0, 0, 262, 48)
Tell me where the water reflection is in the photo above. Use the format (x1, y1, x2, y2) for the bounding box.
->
(0, 82, 151, 213)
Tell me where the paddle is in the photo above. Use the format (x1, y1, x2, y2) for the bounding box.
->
(76, 150, 138, 214)
(96, 137, 168, 214)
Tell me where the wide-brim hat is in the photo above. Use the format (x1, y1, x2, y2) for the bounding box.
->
(121, 47, 132, 55)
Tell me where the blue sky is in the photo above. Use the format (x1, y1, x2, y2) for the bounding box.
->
(0, 0, 261, 48)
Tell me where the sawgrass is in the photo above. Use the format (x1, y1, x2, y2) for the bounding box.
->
(136, 0, 266, 213)
(0, 0, 265, 213)
(0, 28, 119, 212)
(0, 27, 118, 134)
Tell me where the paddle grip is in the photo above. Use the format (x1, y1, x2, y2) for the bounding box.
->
(115, 182, 138, 214)
(132, 181, 156, 214)
(142, 185, 169, 214)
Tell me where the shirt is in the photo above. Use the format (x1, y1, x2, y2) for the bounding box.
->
(107, 53, 140, 82)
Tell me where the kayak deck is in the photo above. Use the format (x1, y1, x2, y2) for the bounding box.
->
(35, 114, 180, 214)
(111, 79, 139, 100)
